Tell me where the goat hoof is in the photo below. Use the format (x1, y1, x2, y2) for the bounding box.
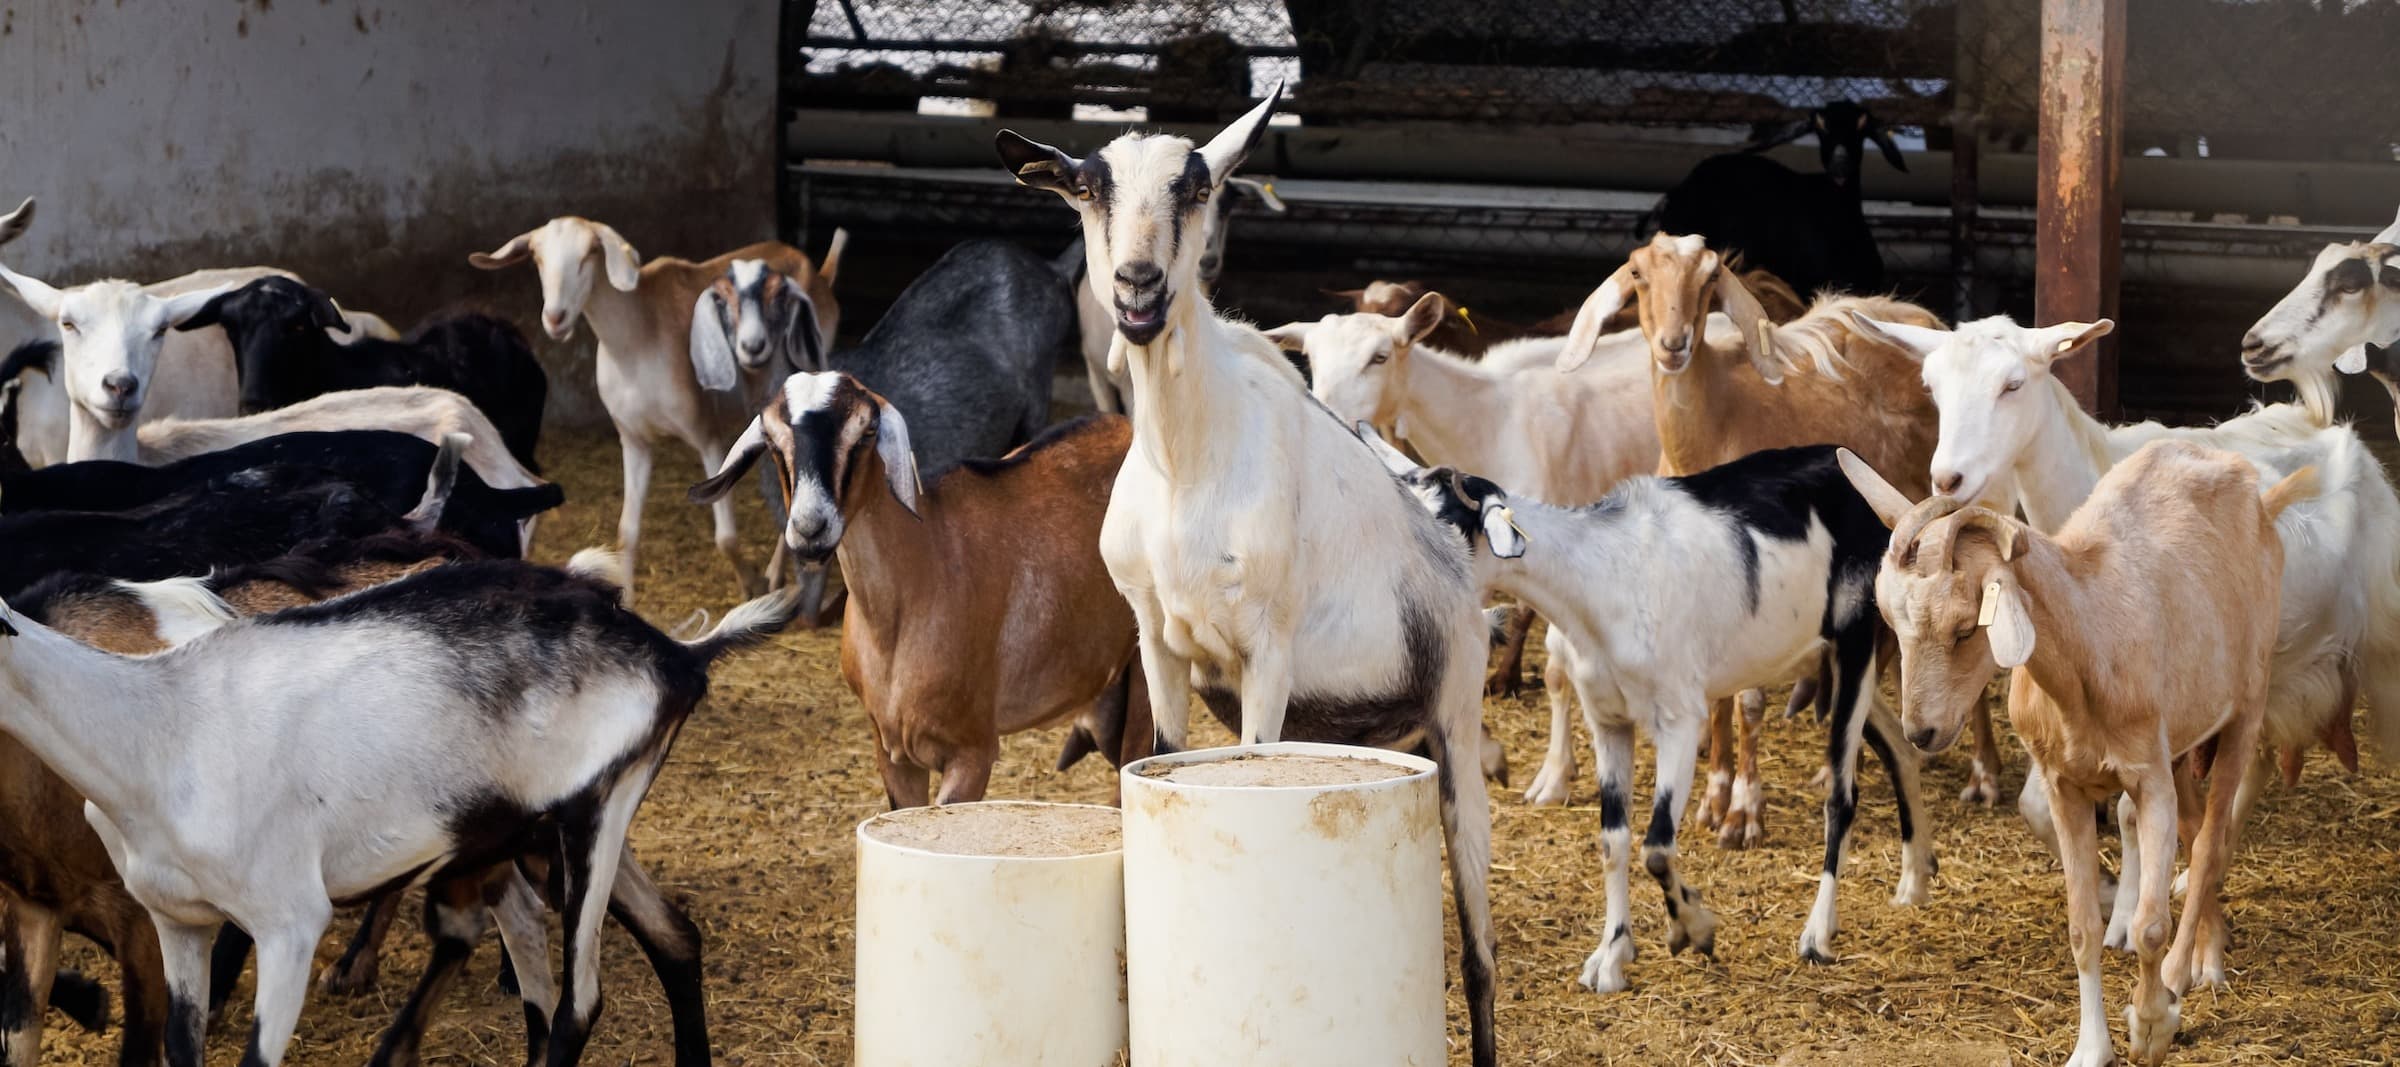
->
(1715, 807, 1762, 850)
(1483, 667, 1522, 699)
(1521, 764, 1574, 807)
(2125, 1001, 2180, 1066)
(1959, 775, 1999, 807)
(318, 958, 378, 996)
(1577, 938, 1634, 994)
(2064, 1039, 2117, 1067)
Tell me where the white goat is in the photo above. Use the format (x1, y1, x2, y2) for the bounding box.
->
(1266, 295, 1693, 805)
(2240, 209, 2400, 429)
(471, 218, 842, 603)
(997, 87, 1500, 1067)
(0, 564, 796, 1067)
(1858, 312, 2400, 909)
(1073, 175, 1284, 414)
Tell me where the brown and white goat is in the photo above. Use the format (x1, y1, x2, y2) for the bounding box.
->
(1842, 442, 2309, 1067)
(691, 373, 1149, 806)
(1556, 231, 1980, 847)
(470, 217, 843, 603)
(1337, 267, 1803, 359)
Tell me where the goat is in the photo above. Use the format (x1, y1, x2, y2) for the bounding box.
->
(1842, 442, 2309, 1067)
(470, 217, 841, 603)
(997, 85, 1500, 1067)
(1558, 232, 1992, 844)
(1652, 100, 1905, 299)
(1073, 176, 1285, 414)
(177, 277, 549, 472)
(691, 375, 1151, 805)
(1331, 270, 1804, 360)
(1852, 312, 2400, 903)
(2240, 228, 2400, 428)
(1363, 427, 1931, 988)
(1267, 295, 1674, 803)
(0, 559, 798, 1067)
(0, 430, 560, 561)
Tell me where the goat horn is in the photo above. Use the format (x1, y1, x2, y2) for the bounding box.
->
(1886, 495, 1966, 563)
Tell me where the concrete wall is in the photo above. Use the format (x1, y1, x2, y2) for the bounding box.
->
(0, 0, 782, 426)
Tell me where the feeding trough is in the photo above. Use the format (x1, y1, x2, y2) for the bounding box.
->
(1121, 742, 1445, 1067)
(854, 801, 1127, 1067)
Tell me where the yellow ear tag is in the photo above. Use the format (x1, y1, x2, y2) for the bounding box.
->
(1496, 505, 1527, 542)
(1757, 320, 1774, 353)
(1977, 579, 2002, 627)
(1456, 306, 1480, 336)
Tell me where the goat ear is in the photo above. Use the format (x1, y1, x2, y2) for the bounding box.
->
(1746, 115, 1814, 152)
(1867, 120, 1907, 173)
(0, 263, 62, 319)
(1261, 321, 1313, 350)
(1225, 176, 1287, 213)
(159, 282, 240, 329)
(1845, 311, 1951, 361)
(689, 416, 770, 503)
(468, 231, 534, 270)
(994, 131, 1084, 199)
(1557, 263, 1633, 372)
(1198, 79, 1284, 185)
(874, 399, 923, 517)
(1397, 292, 1447, 345)
(305, 288, 347, 331)
(1353, 420, 1418, 477)
(173, 288, 234, 333)
(1995, 517, 2026, 562)
(594, 224, 642, 292)
(784, 289, 829, 373)
(688, 288, 738, 392)
(1984, 571, 2036, 670)
(2337, 345, 2371, 375)
(2377, 206, 2400, 246)
(1325, 287, 1367, 308)
(1714, 265, 1781, 384)
(0, 199, 34, 248)
(1836, 448, 1915, 529)
(2032, 319, 2114, 364)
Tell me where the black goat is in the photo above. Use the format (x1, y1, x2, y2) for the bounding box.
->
(1653, 100, 1906, 299)
(0, 430, 558, 560)
(177, 277, 549, 471)
(0, 461, 451, 599)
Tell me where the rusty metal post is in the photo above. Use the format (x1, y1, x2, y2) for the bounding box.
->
(2036, 0, 2126, 417)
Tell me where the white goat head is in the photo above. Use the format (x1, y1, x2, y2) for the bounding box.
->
(0, 267, 235, 429)
(2241, 234, 2400, 413)
(1264, 292, 1446, 432)
(995, 81, 1282, 347)
(1847, 312, 2112, 506)
(469, 216, 641, 341)
(1353, 421, 1527, 561)
(1837, 448, 2034, 755)
(688, 371, 920, 562)
(690, 259, 829, 393)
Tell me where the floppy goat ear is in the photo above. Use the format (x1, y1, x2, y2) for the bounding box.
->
(688, 286, 739, 392)
(994, 131, 1085, 199)
(1713, 262, 1782, 384)
(782, 289, 828, 373)
(689, 415, 771, 503)
(1983, 569, 2036, 669)
(1866, 117, 1907, 172)
(593, 223, 642, 292)
(873, 398, 923, 517)
(468, 231, 534, 270)
(1557, 262, 1633, 372)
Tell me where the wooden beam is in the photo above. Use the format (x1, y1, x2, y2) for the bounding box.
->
(2036, 0, 2125, 417)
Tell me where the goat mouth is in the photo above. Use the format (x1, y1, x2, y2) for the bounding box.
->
(1655, 350, 1692, 374)
(84, 402, 139, 428)
(1116, 293, 1170, 345)
(2241, 352, 2293, 380)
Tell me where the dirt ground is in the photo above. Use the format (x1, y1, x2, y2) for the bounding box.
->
(36, 429, 2400, 1066)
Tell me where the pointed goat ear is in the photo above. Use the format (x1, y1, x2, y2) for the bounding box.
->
(1867, 120, 1907, 172)
(1398, 292, 1447, 345)
(874, 399, 923, 517)
(0, 263, 62, 319)
(1846, 311, 1952, 361)
(1985, 571, 2036, 670)
(1836, 448, 1914, 530)
(0, 198, 35, 248)
(689, 416, 770, 503)
(1198, 79, 1284, 185)
(2032, 319, 2114, 364)
(688, 287, 738, 392)
(1354, 420, 1418, 476)
(1261, 320, 1314, 350)
(995, 130, 1084, 198)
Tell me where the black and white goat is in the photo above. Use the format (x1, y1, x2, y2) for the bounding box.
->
(177, 277, 549, 472)
(1653, 100, 1905, 299)
(0, 562, 798, 1067)
(1356, 426, 1931, 990)
(998, 86, 1499, 1067)
(0, 430, 561, 560)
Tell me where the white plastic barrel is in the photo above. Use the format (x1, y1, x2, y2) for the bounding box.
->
(1121, 742, 1446, 1067)
(854, 801, 1127, 1067)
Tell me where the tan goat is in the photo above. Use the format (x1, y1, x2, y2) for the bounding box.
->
(1556, 231, 1974, 847)
(1841, 441, 2310, 1067)
(691, 375, 1147, 806)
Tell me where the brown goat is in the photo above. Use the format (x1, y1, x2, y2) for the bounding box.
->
(691, 379, 1148, 807)
(1336, 266, 1805, 360)
(1557, 231, 1967, 848)
(1842, 442, 2307, 1066)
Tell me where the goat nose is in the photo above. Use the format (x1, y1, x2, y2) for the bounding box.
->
(740, 337, 768, 356)
(1933, 470, 1964, 496)
(1663, 332, 1691, 353)
(1908, 726, 1939, 751)
(1115, 262, 1165, 290)
(541, 309, 566, 329)
(100, 372, 137, 399)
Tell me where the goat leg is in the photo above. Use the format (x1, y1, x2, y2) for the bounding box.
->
(320, 890, 403, 996)
(606, 856, 711, 1067)
(367, 877, 487, 1067)
(1483, 604, 1535, 698)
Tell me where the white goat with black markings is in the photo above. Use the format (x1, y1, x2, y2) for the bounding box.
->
(2239, 210, 2400, 430)
(1862, 312, 2400, 921)
(997, 87, 1500, 1067)
(0, 564, 799, 1067)
(1072, 175, 1283, 415)
(1357, 426, 1930, 991)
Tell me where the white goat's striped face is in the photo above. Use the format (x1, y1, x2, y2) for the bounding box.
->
(2242, 241, 2399, 384)
(1076, 134, 1216, 346)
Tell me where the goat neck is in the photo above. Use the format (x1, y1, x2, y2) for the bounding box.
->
(1120, 295, 1241, 484)
(1647, 332, 1753, 477)
(65, 405, 139, 463)
(2007, 378, 2114, 531)
(1994, 533, 2131, 769)
(1385, 342, 1494, 471)
(0, 615, 161, 814)
(828, 446, 938, 639)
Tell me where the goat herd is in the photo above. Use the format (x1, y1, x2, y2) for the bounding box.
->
(0, 83, 2391, 1067)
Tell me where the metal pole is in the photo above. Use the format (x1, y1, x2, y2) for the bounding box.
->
(1948, 0, 1983, 324)
(2036, 0, 2126, 418)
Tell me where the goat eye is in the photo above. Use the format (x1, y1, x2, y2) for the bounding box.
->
(1194, 186, 1211, 205)
(58, 321, 75, 333)
(2002, 378, 2023, 394)
(1074, 182, 1095, 202)
(1953, 627, 1975, 648)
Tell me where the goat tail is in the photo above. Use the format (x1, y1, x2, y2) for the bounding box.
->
(563, 547, 629, 589)
(406, 433, 470, 530)
(682, 586, 804, 665)
(2260, 465, 2321, 521)
(821, 228, 851, 284)
(112, 575, 238, 645)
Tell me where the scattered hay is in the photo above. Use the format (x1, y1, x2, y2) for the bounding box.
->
(32, 429, 2400, 1065)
